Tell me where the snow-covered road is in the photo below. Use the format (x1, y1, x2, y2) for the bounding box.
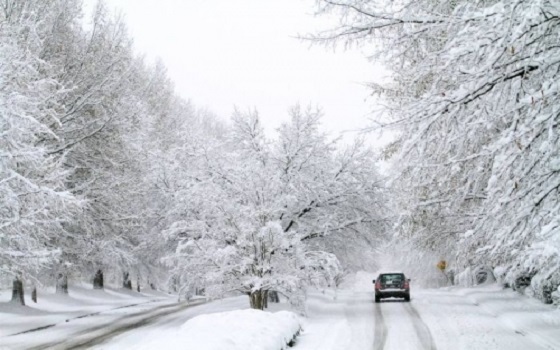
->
(295, 275, 560, 350)
(0, 300, 197, 350)
(295, 289, 438, 349)
(3, 273, 560, 349)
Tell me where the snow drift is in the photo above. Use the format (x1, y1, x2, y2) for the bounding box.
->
(128, 309, 301, 350)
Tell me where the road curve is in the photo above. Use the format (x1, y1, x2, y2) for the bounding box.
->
(28, 301, 204, 350)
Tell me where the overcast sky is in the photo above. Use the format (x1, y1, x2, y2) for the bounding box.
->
(99, 0, 386, 139)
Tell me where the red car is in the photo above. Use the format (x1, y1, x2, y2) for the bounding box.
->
(373, 272, 411, 302)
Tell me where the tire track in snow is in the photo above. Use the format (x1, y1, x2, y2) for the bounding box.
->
(66, 302, 194, 350)
(404, 302, 437, 350)
(373, 303, 387, 350)
(26, 300, 205, 350)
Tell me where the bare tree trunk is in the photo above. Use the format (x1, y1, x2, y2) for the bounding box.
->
(447, 270, 455, 286)
(93, 269, 104, 289)
(11, 278, 25, 305)
(263, 290, 269, 309)
(269, 290, 279, 303)
(123, 272, 132, 289)
(56, 273, 69, 294)
(31, 287, 37, 303)
(249, 290, 265, 310)
(136, 277, 140, 292)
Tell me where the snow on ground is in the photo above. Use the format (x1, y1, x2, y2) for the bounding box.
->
(86, 295, 301, 350)
(86, 296, 251, 349)
(3, 272, 560, 350)
(294, 271, 560, 350)
(294, 272, 375, 350)
(112, 309, 301, 350)
(178, 309, 300, 350)
(413, 286, 560, 349)
(0, 284, 174, 348)
(295, 289, 374, 349)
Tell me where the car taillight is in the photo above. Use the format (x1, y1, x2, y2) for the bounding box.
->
(375, 280, 381, 289)
(404, 281, 409, 289)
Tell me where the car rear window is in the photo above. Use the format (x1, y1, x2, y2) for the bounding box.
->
(380, 274, 404, 283)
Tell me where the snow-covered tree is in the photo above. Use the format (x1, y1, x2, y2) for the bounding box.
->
(0, 0, 197, 295)
(163, 105, 386, 309)
(0, 0, 81, 303)
(316, 0, 560, 300)
(131, 71, 226, 291)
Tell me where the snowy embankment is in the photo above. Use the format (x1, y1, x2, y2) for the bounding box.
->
(127, 309, 302, 350)
(410, 285, 560, 350)
(450, 285, 560, 348)
(0, 285, 172, 337)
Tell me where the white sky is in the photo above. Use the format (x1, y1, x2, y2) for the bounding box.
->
(100, 0, 386, 139)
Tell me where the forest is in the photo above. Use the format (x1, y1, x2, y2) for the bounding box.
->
(1, 0, 559, 310)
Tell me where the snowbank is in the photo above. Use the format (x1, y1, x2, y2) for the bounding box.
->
(182, 310, 301, 349)
(134, 309, 301, 350)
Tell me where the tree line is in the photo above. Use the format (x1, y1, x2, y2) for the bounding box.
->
(316, 0, 560, 303)
(1, 0, 388, 309)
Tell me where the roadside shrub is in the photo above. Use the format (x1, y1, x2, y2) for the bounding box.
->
(530, 273, 560, 305)
(473, 266, 496, 285)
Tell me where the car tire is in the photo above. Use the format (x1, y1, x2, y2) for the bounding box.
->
(404, 294, 410, 302)
(375, 295, 380, 303)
